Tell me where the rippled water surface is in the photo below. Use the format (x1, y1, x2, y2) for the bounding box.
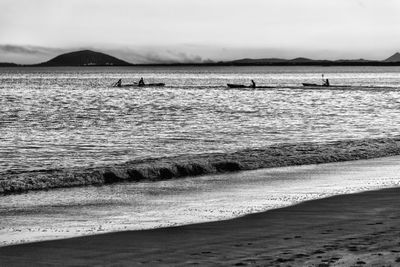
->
(1, 66, 400, 172)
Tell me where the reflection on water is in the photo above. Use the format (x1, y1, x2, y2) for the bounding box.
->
(1, 156, 400, 246)
(1, 66, 400, 172)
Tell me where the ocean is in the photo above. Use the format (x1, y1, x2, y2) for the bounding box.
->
(1, 66, 400, 174)
(1, 66, 400, 245)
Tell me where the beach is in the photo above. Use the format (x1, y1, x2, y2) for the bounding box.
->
(1, 156, 400, 266)
(1, 186, 400, 266)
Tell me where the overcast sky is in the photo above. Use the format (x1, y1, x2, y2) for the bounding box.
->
(0, 0, 399, 63)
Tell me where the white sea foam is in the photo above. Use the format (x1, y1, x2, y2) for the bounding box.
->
(1, 156, 400, 246)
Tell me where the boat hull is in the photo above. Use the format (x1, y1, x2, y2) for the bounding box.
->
(227, 83, 274, 89)
(113, 83, 165, 88)
(227, 83, 249, 88)
(302, 83, 329, 87)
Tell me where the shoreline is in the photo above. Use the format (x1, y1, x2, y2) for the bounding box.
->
(1, 155, 400, 248)
(3, 136, 400, 195)
(1, 187, 400, 266)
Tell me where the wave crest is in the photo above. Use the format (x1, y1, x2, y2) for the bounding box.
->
(2, 137, 400, 195)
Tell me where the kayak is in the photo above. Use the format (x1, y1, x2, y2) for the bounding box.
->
(227, 83, 274, 89)
(113, 83, 165, 88)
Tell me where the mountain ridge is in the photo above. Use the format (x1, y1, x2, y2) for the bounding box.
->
(1, 50, 400, 66)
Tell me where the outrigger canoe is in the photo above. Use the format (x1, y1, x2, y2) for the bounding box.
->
(113, 83, 165, 88)
(227, 83, 274, 89)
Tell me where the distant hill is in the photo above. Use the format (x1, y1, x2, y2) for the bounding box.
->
(289, 57, 314, 63)
(230, 58, 287, 64)
(229, 57, 318, 64)
(222, 57, 384, 66)
(225, 57, 332, 65)
(335, 58, 369, 62)
(0, 62, 19, 67)
(37, 50, 132, 66)
(384, 52, 400, 62)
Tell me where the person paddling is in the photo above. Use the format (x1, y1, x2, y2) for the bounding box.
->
(322, 74, 330, 87)
(114, 79, 122, 87)
(251, 80, 256, 88)
(138, 77, 145, 86)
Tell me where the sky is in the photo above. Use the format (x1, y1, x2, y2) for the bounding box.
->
(0, 0, 399, 64)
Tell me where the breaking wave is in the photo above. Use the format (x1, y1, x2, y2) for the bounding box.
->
(2, 136, 400, 195)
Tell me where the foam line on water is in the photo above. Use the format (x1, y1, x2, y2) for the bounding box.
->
(1, 155, 400, 246)
(2, 136, 400, 194)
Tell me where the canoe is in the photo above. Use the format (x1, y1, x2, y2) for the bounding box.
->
(227, 83, 274, 89)
(139, 83, 165, 87)
(227, 83, 248, 88)
(114, 84, 136, 87)
(302, 83, 329, 87)
(113, 83, 165, 88)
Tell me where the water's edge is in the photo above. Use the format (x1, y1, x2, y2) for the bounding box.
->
(2, 136, 400, 195)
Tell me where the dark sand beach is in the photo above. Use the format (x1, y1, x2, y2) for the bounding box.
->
(1, 187, 400, 266)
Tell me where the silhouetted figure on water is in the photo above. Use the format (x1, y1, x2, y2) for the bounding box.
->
(251, 80, 256, 88)
(138, 77, 145, 86)
(322, 74, 330, 87)
(115, 79, 122, 87)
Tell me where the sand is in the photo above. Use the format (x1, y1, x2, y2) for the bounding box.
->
(1, 187, 400, 266)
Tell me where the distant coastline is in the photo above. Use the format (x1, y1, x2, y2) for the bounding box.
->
(1, 50, 400, 67)
(3, 61, 400, 67)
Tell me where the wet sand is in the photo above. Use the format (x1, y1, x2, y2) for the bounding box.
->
(1, 187, 400, 266)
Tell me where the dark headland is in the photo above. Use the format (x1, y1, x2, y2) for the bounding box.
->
(1, 50, 400, 66)
(36, 50, 131, 66)
(0, 62, 18, 67)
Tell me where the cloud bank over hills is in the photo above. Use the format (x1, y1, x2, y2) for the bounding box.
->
(0, 44, 216, 64)
(2, 47, 400, 67)
(2, 44, 399, 65)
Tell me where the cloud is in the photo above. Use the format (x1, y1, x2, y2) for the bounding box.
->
(0, 44, 216, 64)
(0, 44, 68, 63)
(138, 50, 205, 64)
(0, 44, 63, 55)
(103, 47, 214, 64)
(2, 43, 388, 65)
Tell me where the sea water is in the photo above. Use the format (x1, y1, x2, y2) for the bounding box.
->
(1, 66, 400, 245)
(1, 66, 400, 173)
